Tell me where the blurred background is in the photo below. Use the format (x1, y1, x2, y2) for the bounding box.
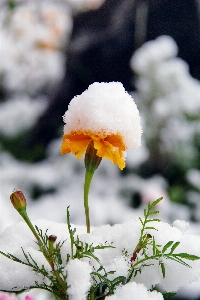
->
(0, 0, 200, 299)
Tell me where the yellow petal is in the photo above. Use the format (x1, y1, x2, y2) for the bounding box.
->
(93, 134, 126, 170)
(61, 131, 126, 169)
(61, 133, 91, 159)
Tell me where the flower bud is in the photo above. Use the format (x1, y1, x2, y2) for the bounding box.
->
(10, 189, 27, 212)
(48, 235, 57, 256)
(48, 235, 57, 243)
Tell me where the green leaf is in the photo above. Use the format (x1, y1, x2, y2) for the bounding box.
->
(151, 218, 161, 222)
(152, 237, 156, 256)
(97, 266, 104, 272)
(175, 253, 200, 261)
(112, 276, 126, 286)
(159, 261, 166, 278)
(149, 197, 163, 209)
(139, 217, 143, 225)
(148, 211, 159, 215)
(166, 255, 191, 268)
(169, 242, 180, 254)
(95, 245, 115, 249)
(155, 247, 161, 255)
(144, 227, 157, 230)
(145, 218, 161, 223)
(163, 292, 177, 299)
(162, 241, 174, 253)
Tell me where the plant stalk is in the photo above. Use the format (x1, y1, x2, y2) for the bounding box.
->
(84, 169, 94, 233)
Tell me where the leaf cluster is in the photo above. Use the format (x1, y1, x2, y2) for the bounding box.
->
(127, 198, 200, 284)
(0, 227, 67, 299)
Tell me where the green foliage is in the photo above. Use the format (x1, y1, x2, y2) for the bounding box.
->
(1, 199, 200, 299)
(0, 226, 67, 299)
(127, 198, 200, 282)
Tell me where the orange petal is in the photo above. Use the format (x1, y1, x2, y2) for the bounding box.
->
(61, 131, 126, 169)
(93, 134, 126, 170)
(61, 133, 91, 159)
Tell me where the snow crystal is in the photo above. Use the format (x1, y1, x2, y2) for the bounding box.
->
(63, 82, 142, 149)
(66, 259, 92, 300)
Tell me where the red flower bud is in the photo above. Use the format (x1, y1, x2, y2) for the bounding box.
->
(48, 235, 57, 243)
(10, 189, 27, 212)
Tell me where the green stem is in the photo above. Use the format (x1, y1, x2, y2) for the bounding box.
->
(127, 253, 165, 283)
(84, 169, 94, 233)
(19, 209, 42, 245)
(84, 141, 102, 233)
(67, 206, 74, 258)
(20, 209, 67, 296)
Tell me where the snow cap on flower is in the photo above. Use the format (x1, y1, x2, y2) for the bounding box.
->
(61, 82, 142, 169)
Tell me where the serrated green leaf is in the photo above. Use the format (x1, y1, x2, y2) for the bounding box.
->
(163, 292, 177, 299)
(148, 211, 159, 215)
(112, 276, 126, 286)
(139, 217, 143, 225)
(166, 255, 191, 268)
(159, 261, 166, 278)
(97, 266, 104, 272)
(156, 248, 161, 255)
(146, 218, 161, 223)
(149, 197, 163, 209)
(162, 241, 174, 253)
(95, 245, 115, 249)
(107, 270, 116, 275)
(169, 242, 180, 254)
(175, 253, 200, 261)
(151, 218, 161, 222)
(152, 238, 156, 255)
(144, 226, 157, 230)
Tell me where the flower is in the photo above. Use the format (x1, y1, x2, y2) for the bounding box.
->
(0, 293, 18, 300)
(25, 296, 35, 300)
(61, 82, 142, 170)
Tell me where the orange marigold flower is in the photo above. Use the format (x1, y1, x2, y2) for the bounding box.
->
(61, 82, 142, 170)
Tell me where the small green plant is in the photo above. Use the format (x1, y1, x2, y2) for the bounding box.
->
(127, 197, 199, 282)
(1, 196, 199, 299)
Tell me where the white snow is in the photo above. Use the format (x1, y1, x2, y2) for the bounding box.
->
(0, 218, 199, 298)
(63, 82, 142, 150)
(0, 96, 47, 136)
(0, 1, 72, 94)
(108, 282, 164, 300)
(66, 259, 92, 300)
